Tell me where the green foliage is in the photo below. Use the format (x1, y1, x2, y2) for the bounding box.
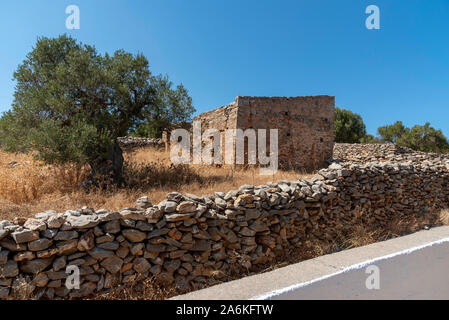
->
(360, 133, 381, 144)
(377, 121, 408, 144)
(0, 35, 195, 179)
(334, 107, 368, 143)
(0, 35, 151, 167)
(406, 123, 449, 153)
(130, 74, 195, 138)
(377, 121, 449, 153)
(333, 108, 449, 153)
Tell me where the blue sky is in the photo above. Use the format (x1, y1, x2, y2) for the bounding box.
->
(1, 0, 448, 136)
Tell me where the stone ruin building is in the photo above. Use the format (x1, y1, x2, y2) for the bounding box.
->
(193, 96, 335, 171)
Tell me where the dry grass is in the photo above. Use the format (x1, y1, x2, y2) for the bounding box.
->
(87, 209, 449, 300)
(91, 277, 176, 300)
(2, 147, 449, 300)
(0, 147, 304, 221)
(255, 209, 449, 281)
(293, 209, 449, 261)
(438, 209, 449, 226)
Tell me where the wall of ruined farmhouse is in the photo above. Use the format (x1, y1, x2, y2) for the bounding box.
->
(192, 100, 239, 164)
(123, 96, 335, 171)
(235, 96, 335, 171)
(194, 96, 335, 171)
(194, 100, 239, 132)
(1, 144, 449, 300)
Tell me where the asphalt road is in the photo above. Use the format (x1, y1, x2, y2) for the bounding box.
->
(269, 241, 449, 300)
(173, 226, 449, 300)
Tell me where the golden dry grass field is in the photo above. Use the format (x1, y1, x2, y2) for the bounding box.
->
(0, 147, 306, 221)
(2, 146, 448, 300)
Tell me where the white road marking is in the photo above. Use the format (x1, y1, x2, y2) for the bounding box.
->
(251, 236, 449, 300)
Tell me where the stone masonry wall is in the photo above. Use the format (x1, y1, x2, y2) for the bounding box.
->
(1, 145, 449, 299)
(194, 100, 239, 133)
(195, 96, 335, 171)
(236, 96, 335, 171)
(334, 143, 449, 163)
(193, 100, 239, 164)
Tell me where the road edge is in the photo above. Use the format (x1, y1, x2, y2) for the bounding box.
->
(171, 226, 449, 300)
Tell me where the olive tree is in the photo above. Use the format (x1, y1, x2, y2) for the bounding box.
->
(0, 35, 193, 184)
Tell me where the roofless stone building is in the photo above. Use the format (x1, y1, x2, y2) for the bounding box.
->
(194, 96, 335, 171)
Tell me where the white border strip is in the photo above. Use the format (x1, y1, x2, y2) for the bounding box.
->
(251, 236, 449, 300)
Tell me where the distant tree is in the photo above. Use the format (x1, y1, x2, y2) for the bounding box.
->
(377, 121, 449, 153)
(334, 107, 368, 143)
(0, 35, 194, 184)
(130, 74, 195, 138)
(360, 133, 381, 144)
(333, 107, 449, 152)
(402, 123, 449, 153)
(377, 121, 408, 144)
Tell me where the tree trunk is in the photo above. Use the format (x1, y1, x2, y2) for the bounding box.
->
(83, 141, 124, 189)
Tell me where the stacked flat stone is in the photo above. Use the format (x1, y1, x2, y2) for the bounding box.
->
(1, 146, 449, 299)
(333, 143, 449, 163)
(117, 137, 164, 149)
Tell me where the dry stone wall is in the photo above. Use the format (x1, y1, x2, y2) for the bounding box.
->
(334, 143, 449, 163)
(1, 144, 449, 300)
(117, 137, 164, 150)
